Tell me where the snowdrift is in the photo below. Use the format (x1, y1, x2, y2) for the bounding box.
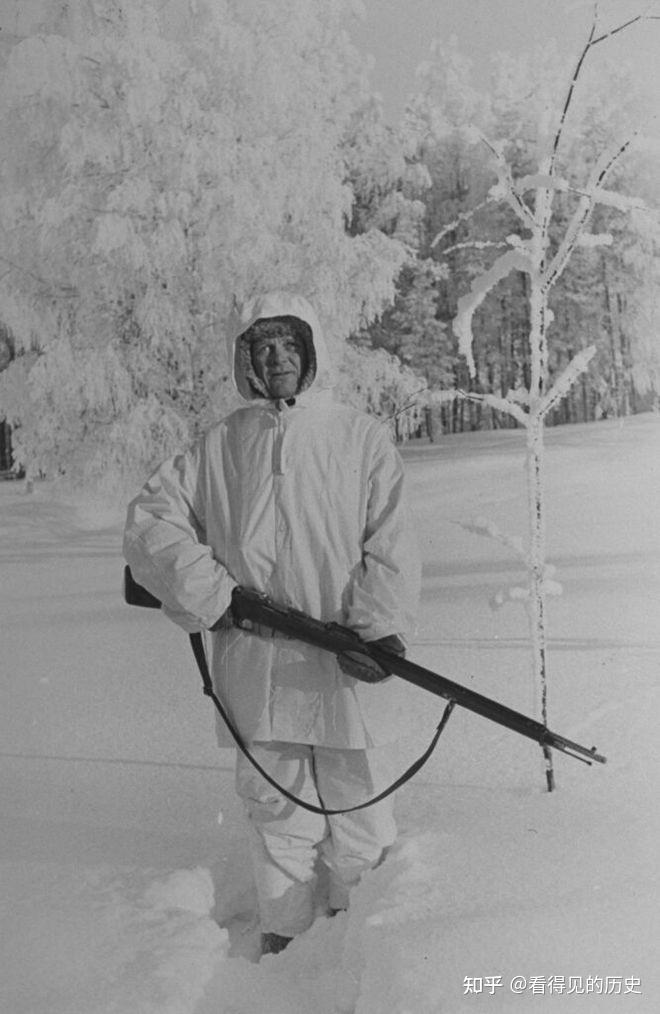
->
(2, 416, 659, 1012)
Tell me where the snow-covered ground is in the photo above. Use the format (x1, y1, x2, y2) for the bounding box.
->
(2, 414, 659, 1013)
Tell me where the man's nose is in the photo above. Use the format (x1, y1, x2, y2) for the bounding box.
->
(269, 339, 289, 362)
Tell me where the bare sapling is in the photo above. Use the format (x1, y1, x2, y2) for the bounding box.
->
(446, 5, 659, 790)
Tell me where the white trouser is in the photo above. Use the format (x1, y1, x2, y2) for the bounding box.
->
(235, 741, 398, 937)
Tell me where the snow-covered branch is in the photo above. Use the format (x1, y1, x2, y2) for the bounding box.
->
(518, 174, 650, 211)
(542, 137, 634, 292)
(453, 249, 532, 374)
(456, 389, 529, 427)
(482, 136, 536, 230)
(549, 9, 660, 170)
(491, 574, 563, 611)
(440, 239, 509, 256)
(549, 17, 597, 169)
(591, 11, 660, 46)
(430, 197, 491, 249)
(386, 387, 428, 422)
(538, 346, 596, 419)
(515, 173, 570, 196)
(457, 517, 526, 562)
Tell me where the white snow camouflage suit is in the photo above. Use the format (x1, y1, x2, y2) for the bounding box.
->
(123, 292, 421, 935)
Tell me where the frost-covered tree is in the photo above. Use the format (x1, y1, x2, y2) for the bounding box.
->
(448, 9, 660, 789)
(342, 94, 430, 248)
(336, 344, 427, 442)
(0, 0, 411, 491)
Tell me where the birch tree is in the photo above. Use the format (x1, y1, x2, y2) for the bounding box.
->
(451, 8, 660, 790)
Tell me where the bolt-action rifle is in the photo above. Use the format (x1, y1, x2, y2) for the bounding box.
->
(229, 587, 606, 766)
(124, 567, 606, 768)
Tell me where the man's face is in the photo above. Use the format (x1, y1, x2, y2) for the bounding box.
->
(250, 321, 305, 399)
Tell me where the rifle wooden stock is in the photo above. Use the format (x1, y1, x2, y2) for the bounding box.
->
(124, 566, 162, 609)
(230, 587, 607, 767)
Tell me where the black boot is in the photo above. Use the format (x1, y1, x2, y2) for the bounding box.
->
(260, 931, 292, 956)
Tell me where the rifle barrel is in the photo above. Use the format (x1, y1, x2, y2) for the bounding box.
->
(231, 587, 607, 767)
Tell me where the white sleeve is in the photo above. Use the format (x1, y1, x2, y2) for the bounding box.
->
(345, 430, 421, 642)
(123, 441, 236, 633)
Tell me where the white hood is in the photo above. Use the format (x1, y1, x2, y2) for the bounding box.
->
(227, 292, 335, 402)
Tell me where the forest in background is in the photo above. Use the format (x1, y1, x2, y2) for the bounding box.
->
(354, 37, 660, 437)
(0, 0, 658, 489)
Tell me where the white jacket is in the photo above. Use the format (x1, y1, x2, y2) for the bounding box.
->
(124, 293, 421, 748)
